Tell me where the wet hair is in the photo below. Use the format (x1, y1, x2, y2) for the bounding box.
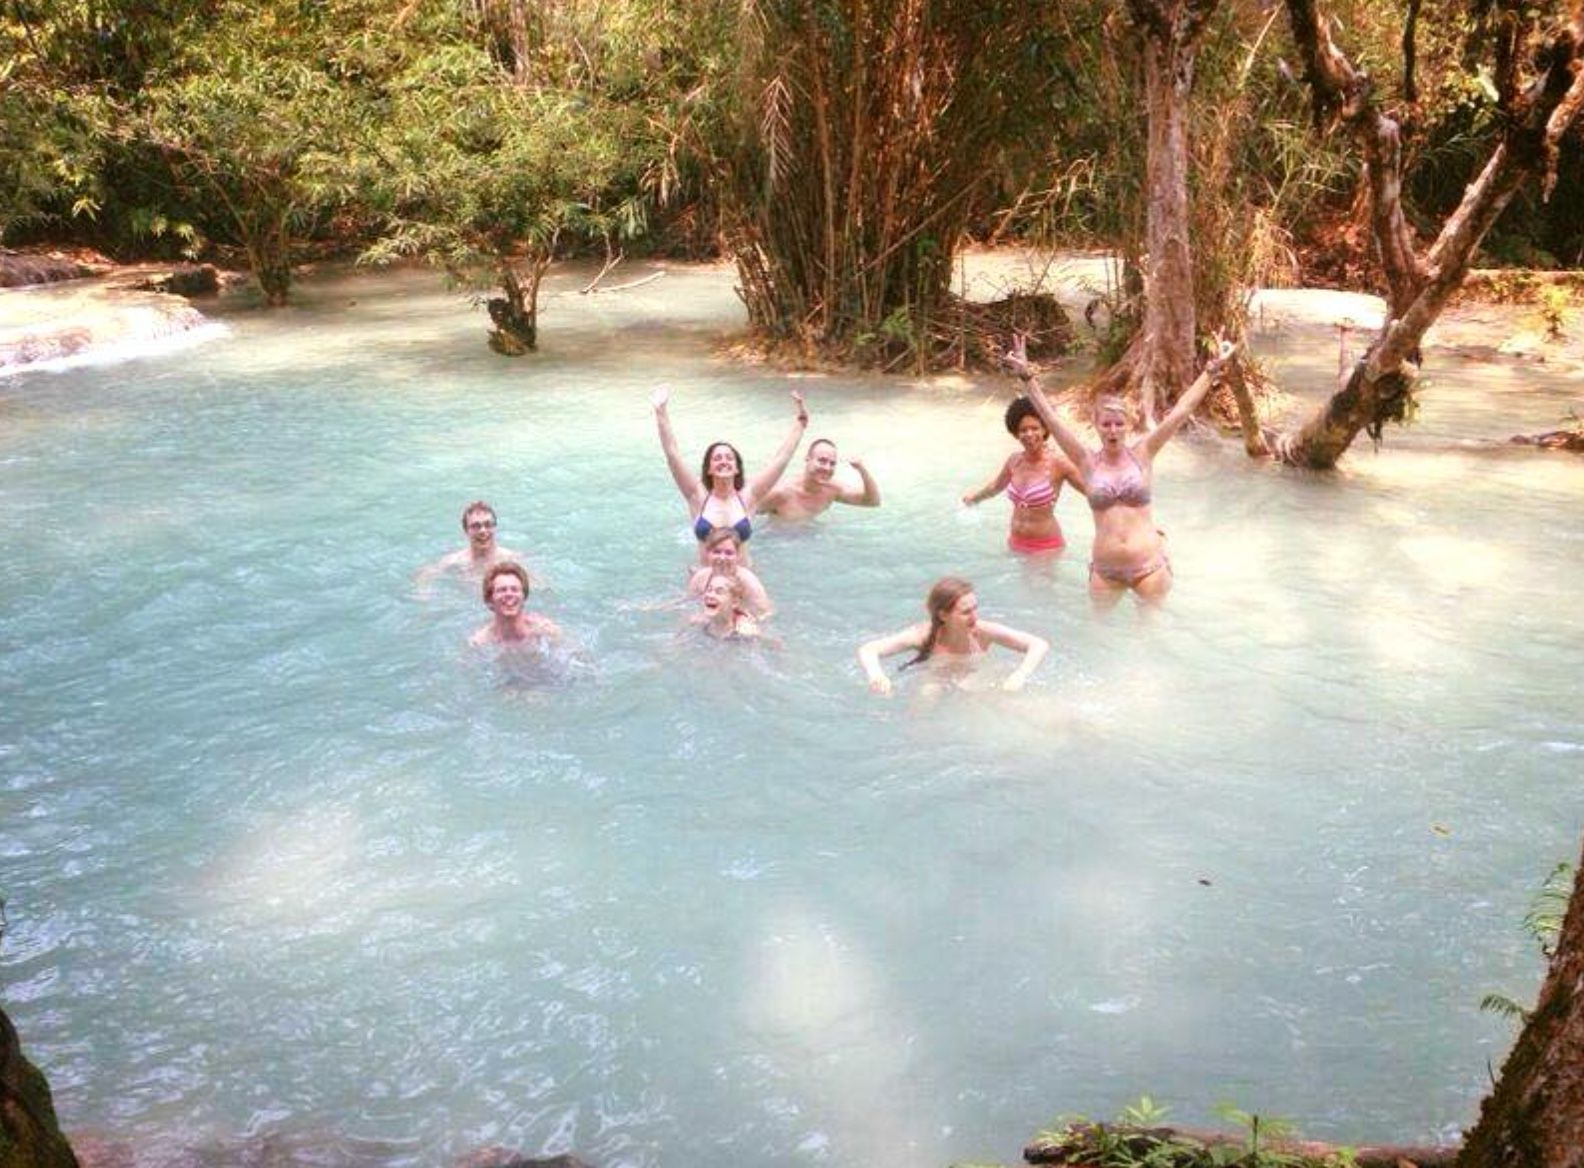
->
(1003, 397, 1046, 437)
(702, 572, 742, 605)
(482, 561, 529, 605)
(807, 437, 838, 459)
(1094, 394, 1130, 422)
(699, 441, 746, 490)
(461, 500, 497, 531)
(703, 526, 743, 553)
(901, 577, 974, 671)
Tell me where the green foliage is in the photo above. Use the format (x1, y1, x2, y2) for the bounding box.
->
(1538, 286, 1571, 341)
(1030, 1097, 1358, 1168)
(1481, 861, 1574, 1026)
(129, 2, 377, 301)
(723, 0, 1081, 364)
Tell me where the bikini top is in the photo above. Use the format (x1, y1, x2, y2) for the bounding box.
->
(1087, 450, 1152, 511)
(693, 493, 753, 542)
(1006, 476, 1056, 509)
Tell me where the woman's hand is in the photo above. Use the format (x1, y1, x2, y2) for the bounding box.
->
(869, 674, 894, 696)
(1003, 332, 1035, 382)
(652, 386, 670, 412)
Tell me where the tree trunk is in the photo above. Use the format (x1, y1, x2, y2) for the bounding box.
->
(1273, 0, 1584, 469)
(0, 1007, 80, 1168)
(1458, 837, 1584, 1168)
(487, 263, 537, 355)
(1108, 0, 1221, 420)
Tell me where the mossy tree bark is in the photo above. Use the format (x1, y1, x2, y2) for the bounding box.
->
(1458, 836, 1584, 1168)
(1272, 0, 1584, 469)
(0, 1006, 80, 1168)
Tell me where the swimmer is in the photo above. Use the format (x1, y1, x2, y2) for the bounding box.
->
(652, 386, 809, 563)
(759, 438, 881, 520)
(690, 573, 761, 640)
(856, 577, 1049, 696)
(687, 528, 774, 619)
(1015, 333, 1236, 607)
(961, 396, 1084, 555)
(417, 501, 535, 592)
(470, 562, 562, 647)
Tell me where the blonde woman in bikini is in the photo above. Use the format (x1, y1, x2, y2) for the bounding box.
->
(1011, 334, 1235, 607)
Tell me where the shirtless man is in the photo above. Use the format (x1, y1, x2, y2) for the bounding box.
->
(417, 500, 531, 591)
(470, 562, 561, 648)
(759, 439, 880, 521)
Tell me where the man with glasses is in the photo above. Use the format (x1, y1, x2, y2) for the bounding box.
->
(416, 500, 533, 592)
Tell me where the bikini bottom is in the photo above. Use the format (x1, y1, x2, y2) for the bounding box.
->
(1007, 525, 1065, 554)
(1089, 553, 1170, 586)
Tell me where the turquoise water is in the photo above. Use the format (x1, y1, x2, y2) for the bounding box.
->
(2, 264, 1581, 1167)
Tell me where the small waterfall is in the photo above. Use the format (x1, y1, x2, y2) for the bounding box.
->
(0, 282, 226, 376)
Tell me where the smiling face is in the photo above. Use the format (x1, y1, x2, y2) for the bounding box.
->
(701, 575, 736, 614)
(487, 572, 524, 616)
(463, 505, 497, 548)
(806, 440, 839, 482)
(704, 442, 741, 487)
(1015, 415, 1047, 454)
(707, 538, 741, 572)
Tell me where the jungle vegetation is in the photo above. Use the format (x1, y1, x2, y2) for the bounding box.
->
(4, 3, 1584, 1162)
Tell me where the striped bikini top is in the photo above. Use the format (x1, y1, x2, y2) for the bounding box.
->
(1006, 477, 1056, 508)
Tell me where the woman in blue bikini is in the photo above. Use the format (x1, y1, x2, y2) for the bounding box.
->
(1012, 334, 1235, 608)
(652, 386, 809, 564)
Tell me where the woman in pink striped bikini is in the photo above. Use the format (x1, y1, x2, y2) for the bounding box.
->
(960, 396, 1085, 555)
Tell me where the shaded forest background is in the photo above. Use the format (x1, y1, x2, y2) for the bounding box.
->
(3, 0, 1580, 339)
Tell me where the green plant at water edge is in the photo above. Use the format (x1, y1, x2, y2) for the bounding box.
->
(1538, 286, 1572, 341)
(1031, 1096, 1359, 1167)
(1482, 861, 1574, 1025)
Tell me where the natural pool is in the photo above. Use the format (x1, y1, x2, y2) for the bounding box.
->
(2, 261, 1581, 1168)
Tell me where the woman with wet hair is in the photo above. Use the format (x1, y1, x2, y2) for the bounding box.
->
(652, 386, 809, 563)
(1013, 333, 1235, 607)
(856, 577, 1048, 696)
(687, 528, 773, 619)
(961, 396, 1084, 554)
(690, 573, 761, 640)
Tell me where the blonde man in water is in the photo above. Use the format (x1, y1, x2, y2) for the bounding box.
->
(857, 577, 1048, 696)
(1013, 333, 1235, 607)
(471, 562, 561, 648)
(759, 438, 881, 521)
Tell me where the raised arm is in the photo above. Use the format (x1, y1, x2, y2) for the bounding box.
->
(1052, 452, 1087, 497)
(1006, 334, 1091, 471)
(744, 391, 810, 506)
(856, 624, 925, 696)
(837, 456, 882, 507)
(977, 620, 1050, 692)
(961, 458, 1011, 506)
(1141, 339, 1237, 458)
(652, 387, 704, 507)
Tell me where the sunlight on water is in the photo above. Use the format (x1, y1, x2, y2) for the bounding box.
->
(1, 262, 1581, 1168)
